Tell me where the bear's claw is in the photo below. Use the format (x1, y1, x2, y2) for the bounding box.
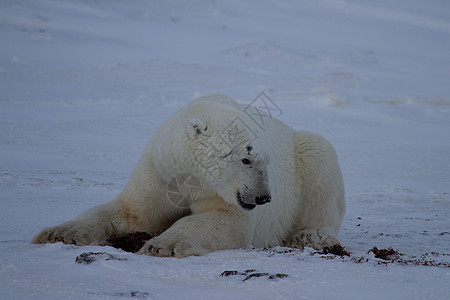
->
(137, 235, 207, 258)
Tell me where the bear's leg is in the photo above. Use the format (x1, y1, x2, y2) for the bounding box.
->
(138, 198, 252, 258)
(32, 191, 187, 246)
(31, 199, 131, 246)
(289, 131, 346, 251)
(32, 154, 188, 246)
(31, 191, 188, 246)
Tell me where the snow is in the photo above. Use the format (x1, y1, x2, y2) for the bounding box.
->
(1, 0, 449, 299)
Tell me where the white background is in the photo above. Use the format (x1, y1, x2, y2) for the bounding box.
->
(1, 1, 449, 299)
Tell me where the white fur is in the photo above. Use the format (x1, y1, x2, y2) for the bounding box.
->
(33, 94, 345, 257)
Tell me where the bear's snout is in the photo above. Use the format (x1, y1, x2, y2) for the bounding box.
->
(237, 191, 271, 210)
(255, 195, 271, 205)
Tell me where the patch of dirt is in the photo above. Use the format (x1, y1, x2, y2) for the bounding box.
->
(242, 272, 270, 281)
(357, 248, 450, 268)
(220, 270, 239, 276)
(321, 245, 350, 257)
(220, 269, 288, 281)
(368, 247, 400, 260)
(107, 231, 162, 253)
(75, 252, 127, 264)
(257, 246, 449, 268)
(112, 291, 150, 299)
(268, 273, 289, 279)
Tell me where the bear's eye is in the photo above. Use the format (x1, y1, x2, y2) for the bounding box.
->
(242, 158, 251, 165)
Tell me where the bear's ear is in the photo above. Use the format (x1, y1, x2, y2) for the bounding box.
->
(190, 117, 208, 135)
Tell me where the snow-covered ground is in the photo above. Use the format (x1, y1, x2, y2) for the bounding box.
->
(1, 0, 449, 299)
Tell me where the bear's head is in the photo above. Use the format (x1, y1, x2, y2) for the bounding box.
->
(182, 106, 272, 211)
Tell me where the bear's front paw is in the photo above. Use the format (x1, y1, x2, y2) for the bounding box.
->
(32, 222, 105, 246)
(137, 234, 207, 258)
(286, 227, 341, 251)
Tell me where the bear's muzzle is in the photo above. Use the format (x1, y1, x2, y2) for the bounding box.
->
(237, 192, 271, 210)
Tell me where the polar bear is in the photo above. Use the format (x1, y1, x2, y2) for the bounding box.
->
(32, 94, 345, 257)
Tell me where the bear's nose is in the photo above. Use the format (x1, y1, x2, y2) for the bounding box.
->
(255, 195, 271, 205)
